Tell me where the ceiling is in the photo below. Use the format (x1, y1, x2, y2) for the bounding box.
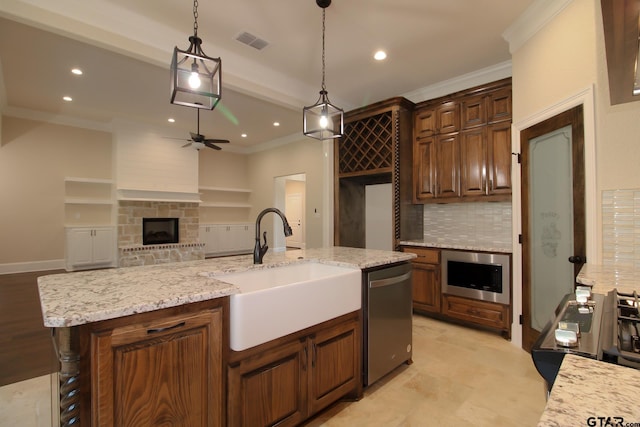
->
(0, 0, 536, 152)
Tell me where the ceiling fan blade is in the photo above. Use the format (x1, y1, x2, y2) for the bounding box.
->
(181, 142, 192, 148)
(163, 136, 192, 142)
(204, 141, 222, 150)
(203, 139, 230, 144)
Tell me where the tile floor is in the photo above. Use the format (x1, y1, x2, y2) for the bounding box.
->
(0, 315, 547, 427)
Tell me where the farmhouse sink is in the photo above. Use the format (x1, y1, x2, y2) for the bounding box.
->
(219, 262, 361, 351)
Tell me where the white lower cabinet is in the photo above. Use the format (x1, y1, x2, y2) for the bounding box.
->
(199, 225, 220, 256)
(200, 223, 253, 256)
(65, 226, 115, 271)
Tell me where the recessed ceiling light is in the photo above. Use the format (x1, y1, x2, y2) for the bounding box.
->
(273, 122, 280, 127)
(241, 133, 247, 138)
(168, 118, 175, 123)
(71, 68, 83, 75)
(374, 50, 387, 61)
(63, 96, 73, 102)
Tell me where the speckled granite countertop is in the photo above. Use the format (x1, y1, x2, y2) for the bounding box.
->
(576, 264, 640, 295)
(38, 247, 414, 328)
(538, 354, 640, 426)
(399, 239, 512, 254)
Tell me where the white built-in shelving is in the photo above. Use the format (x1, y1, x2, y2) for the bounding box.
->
(198, 186, 252, 209)
(64, 177, 114, 205)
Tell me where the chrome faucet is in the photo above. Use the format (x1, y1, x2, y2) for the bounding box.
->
(253, 207, 293, 264)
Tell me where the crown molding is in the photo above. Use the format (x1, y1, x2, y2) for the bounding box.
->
(402, 61, 512, 103)
(502, 0, 573, 54)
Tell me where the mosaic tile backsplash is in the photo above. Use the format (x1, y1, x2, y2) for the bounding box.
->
(602, 189, 640, 268)
(422, 202, 512, 251)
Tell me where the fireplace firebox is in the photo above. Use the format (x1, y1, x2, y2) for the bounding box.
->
(143, 218, 179, 245)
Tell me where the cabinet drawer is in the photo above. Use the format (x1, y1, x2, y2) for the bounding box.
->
(402, 247, 439, 264)
(442, 294, 509, 329)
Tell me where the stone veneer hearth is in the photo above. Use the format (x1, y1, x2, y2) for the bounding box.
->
(118, 201, 204, 267)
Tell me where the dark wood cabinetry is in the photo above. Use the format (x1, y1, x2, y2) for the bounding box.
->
(227, 312, 361, 427)
(442, 294, 511, 338)
(403, 246, 511, 338)
(79, 299, 225, 427)
(403, 247, 441, 313)
(413, 78, 512, 204)
(334, 97, 423, 249)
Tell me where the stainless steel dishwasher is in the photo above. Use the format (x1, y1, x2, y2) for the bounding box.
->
(363, 262, 413, 386)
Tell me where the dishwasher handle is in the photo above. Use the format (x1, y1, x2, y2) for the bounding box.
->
(369, 271, 412, 289)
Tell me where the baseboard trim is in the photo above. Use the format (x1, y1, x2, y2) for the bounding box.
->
(0, 259, 66, 275)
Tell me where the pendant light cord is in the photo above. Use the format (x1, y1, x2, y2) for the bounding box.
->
(321, 8, 326, 92)
(193, 0, 199, 37)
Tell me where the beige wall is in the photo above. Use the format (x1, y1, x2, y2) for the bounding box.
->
(0, 116, 112, 265)
(247, 139, 325, 249)
(512, 1, 598, 120)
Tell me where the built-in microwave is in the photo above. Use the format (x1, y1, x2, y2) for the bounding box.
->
(441, 250, 511, 305)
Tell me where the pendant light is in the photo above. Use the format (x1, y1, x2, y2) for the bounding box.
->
(170, 0, 222, 110)
(303, 0, 344, 141)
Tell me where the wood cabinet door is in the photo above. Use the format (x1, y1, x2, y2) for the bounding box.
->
(487, 122, 512, 195)
(227, 339, 307, 427)
(487, 87, 512, 124)
(442, 294, 510, 331)
(308, 318, 360, 415)
(435, 133, 460, 199)
(436, 102, 459, 134)
(415, 108, 436, 138)
(91, 309, 223, 427)
(413, 136, 437, 202)
(411, 263, 441, 313)
(461, 95, 486, 129)
(460, 128, 488, 198)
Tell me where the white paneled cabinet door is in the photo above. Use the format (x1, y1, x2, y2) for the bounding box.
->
(67, 228, 94, 266)
(199, 225, 219, 256)
(66, 227, 115, 271)
(92, 227, 114, 264)
(218, 225, 234, 252)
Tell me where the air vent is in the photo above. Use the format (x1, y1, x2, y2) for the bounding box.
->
(235, 31, 269, 50)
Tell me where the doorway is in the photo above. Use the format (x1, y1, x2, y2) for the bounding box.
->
(274, 173, 306, 250)
(520, 105, 585, 351)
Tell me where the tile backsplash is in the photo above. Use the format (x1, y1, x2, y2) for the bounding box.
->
(602, 189, 640, 268)
(422, 202, 512, 251)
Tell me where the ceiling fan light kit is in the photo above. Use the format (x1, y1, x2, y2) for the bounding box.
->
(303, 0, 344, 141)
(170, 0, 222, 110)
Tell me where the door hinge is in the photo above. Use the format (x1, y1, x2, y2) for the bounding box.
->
(519, 314, 523, 325)
(518, 234, 523, 244)
(512, 152, 521, 164)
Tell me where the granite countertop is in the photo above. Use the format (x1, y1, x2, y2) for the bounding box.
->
(399, 239, 512, 254)
(576, 263, 640, 295)
(38, 246, 415, 328)
(538, 354, 640, 426)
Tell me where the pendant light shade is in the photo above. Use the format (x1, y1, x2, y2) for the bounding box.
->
(303, 0, 343, 140)
(170, 0, 222, 110)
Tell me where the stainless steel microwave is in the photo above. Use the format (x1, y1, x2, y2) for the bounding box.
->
(441, 250, 511, 305)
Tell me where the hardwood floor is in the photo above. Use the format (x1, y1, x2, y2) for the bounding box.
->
(0, 270, 62, 387)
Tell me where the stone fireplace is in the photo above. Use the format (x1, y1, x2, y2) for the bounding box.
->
(118, 200, 204, 267)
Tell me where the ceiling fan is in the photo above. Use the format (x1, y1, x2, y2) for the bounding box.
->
(171, 109, 230, 151)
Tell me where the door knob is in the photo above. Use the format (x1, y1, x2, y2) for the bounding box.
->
(568, 255, 585, 264)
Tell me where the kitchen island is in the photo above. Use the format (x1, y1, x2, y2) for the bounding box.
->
(38, 246, 414, 426)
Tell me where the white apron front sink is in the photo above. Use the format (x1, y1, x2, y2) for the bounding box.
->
(219, 262, 361, 351)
